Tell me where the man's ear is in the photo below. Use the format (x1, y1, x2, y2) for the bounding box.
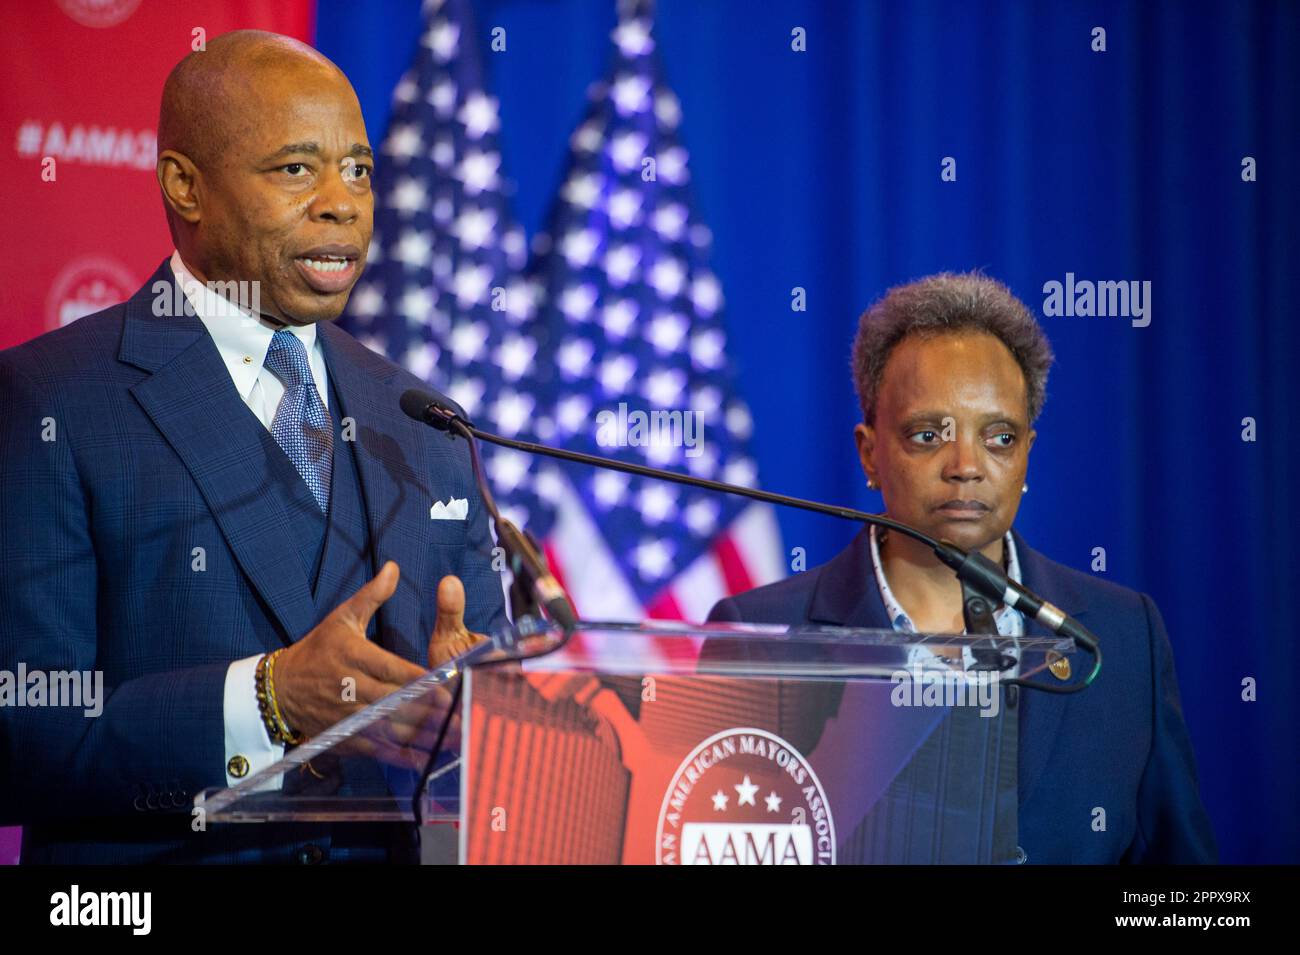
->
(157, 150, 202, 225)
(853, 422, 877, 484)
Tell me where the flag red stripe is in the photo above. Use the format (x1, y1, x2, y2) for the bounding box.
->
(642, 591, 705, 662)
(712, 531, 756, 596)
(536, 542, 592, 665)
(644, 589, 684, 621)
(543, 539, 571, 599)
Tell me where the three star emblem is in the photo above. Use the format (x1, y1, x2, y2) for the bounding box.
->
(711, 775, 783, 813)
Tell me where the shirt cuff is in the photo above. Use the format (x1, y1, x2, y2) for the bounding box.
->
(223, 654, 285, 787)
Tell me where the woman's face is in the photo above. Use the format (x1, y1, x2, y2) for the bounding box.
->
(854, 331, 1036, 553)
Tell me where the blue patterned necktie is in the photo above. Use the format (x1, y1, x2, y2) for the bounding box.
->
(263, 328, 333, 513)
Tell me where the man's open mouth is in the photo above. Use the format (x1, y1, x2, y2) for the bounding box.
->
(299, 256, 352, 273)
(293, 246, 361, 293)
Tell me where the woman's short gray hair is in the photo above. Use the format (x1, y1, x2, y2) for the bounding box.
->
(851, 271, 1055, 425)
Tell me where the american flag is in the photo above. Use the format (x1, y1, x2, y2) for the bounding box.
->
(344, 0, 784, 633)
(522, 0, 783, 625)
(342, 0, 554, 537)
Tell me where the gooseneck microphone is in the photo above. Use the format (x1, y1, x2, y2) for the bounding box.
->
(400, 387, 578, 635)
(400, 388, 1101, 693)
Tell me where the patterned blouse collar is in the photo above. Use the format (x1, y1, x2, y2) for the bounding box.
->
(868, 523, 1024, 636)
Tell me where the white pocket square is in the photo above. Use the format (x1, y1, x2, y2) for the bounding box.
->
(430, 497, 469, 521)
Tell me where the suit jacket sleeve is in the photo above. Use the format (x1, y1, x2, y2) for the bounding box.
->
(705, 597, 742, 624)
(0, 356, 228, 823)
(1123, 593, 1219, 863)
(696, 597, 757, 670)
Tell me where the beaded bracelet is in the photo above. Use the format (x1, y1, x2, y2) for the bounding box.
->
(266, 649, 304, 745)
(255, 649, 304, 746)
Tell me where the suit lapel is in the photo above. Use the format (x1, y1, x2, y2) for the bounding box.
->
(317, 322, 433, 661)
(808, 528, 893, 629)
(121, 261, 319, 644)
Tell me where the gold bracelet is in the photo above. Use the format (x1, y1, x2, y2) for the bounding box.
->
(254, 653, 279, 742)
(265, 649, 304, 746)
(255, 650, 304, 746)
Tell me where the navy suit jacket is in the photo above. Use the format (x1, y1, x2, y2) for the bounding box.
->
(707, 527, 1217, 864)
(0, 260, 506, 862)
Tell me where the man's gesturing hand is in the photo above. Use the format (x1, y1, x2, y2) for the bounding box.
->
(429, 574, 488, 668)
(273, 560, 435, 740)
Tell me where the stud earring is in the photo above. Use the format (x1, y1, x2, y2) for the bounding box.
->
(867, 478, 878, 491)
(1021, 483, 1028, 494)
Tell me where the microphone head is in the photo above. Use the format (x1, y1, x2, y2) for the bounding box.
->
(400, 387, 439, 425)
(400, 387, 473, 432)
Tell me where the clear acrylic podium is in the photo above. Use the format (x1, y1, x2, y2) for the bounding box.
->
(199, 621, 1074, 864)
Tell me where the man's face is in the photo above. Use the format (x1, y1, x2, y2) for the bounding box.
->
(192, 64, 373, 325)
(855, 332, 1036, 553)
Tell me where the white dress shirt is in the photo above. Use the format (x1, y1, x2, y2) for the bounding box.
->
(168, 251, 330, 786)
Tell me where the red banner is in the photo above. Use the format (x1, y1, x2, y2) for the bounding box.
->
(0, 0, 314, 351)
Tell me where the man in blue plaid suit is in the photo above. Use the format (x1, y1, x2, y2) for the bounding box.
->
(0, 32, 505, 863)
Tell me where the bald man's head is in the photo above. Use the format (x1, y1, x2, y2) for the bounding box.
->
(156, 30, 373, 325)
(159, 31, 344, 172)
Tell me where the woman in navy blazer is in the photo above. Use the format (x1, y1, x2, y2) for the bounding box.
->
(708, 273, 1216, 864)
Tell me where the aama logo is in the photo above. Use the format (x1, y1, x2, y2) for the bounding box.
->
(656, 727, 835, 865)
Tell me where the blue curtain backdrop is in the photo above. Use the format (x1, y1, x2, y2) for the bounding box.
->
(317, 0, 1299, 863)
